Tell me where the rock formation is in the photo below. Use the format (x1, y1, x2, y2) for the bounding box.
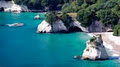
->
(37, 19, 85, 33)
(5, 23, 24, 27)
(70, 20, 88, 32)
(69, 20, 107, 33)
(37, 20, 67, 33)
(88, 20, 106, 32)
(81, 35, 109, 60)
(0, 0, 28, 12)
(37, 16, 113, 33)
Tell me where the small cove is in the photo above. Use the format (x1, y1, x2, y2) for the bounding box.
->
(0, 12, 120, 67)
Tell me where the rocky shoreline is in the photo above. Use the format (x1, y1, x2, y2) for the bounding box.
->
(37, 20, 83, 33)
(88, 32, 120, 57)
(0, 1, 28, 12)
(81, 35, 109, 60)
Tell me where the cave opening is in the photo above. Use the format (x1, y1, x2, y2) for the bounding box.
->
(0, 7, 4, 11)
(68, 26, 83, 33)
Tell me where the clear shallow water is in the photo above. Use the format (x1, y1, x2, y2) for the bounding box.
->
(0, 12, 120, 67)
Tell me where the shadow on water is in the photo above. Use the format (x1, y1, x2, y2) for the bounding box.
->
(109, 56, 120, 60)
(73, 56, 120, 61)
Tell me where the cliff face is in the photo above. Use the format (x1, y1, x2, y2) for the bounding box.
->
(37, 19, 84, 33)
(88, 20, 106, 32)
(81, 35, 109, 60)
(37, 19, 111, 33)
(0, 1, 28, 12)
(73, 20, 107, 33)
(37, 20, 67, 33)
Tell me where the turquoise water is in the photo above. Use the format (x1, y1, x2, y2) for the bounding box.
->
(0, 12, 120, 67)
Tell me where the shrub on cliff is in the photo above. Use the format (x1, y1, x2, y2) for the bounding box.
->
(45, 11, 57, 25)
(61, 13, 72, 28)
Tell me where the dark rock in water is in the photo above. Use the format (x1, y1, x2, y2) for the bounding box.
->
(109, 56, 120, 60)
(74, 56, 81, 59)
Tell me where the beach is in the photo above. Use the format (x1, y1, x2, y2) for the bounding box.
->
(89, 32, 120, 56)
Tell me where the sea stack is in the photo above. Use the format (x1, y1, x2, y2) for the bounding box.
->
(81, 35, 109, 60)
(37, 20, 67, 33)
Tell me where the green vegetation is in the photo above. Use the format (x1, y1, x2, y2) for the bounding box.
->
(13, 0, 70, 10)
(62, 2, 81, 13)
(90, 37, 96, 42)
(5, 0, 12, 1)
(14, 0, 43, 10)
(113, 23, 120, 36)
(13, 0, 120, 32)
(90, 36, 97, 49)
(97, 9, 119, 26)
(45, 11, 73, 28)
(61, 13, 72, 28)
(76, 9, 92, 27)
(45, 11, 57, 25)
(90, 35, 102, 49)
(61, 0, 120, 28)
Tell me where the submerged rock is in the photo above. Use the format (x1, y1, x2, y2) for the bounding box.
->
(5, 23, 24, 27)
(37, 20, 67, 33)
(81, 35, 109, 60)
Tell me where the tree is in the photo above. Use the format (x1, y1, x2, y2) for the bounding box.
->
(97, 9, 119, 27)
(97, 0, 109, 3)
(77, 0, 84, 6)
(113, 23, 120, 36)
(104, 0, 117, 9)
(45, 11, 57, 25)
(76, 9, 92, 27)
(61, 13, 72, 28)
(41, 0, 48, 7)
(62, 2, 81, 13)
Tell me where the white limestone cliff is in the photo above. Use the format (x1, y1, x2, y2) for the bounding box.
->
(37, 20, 67, 33)
(0, 1, 28, 12)
(81, 35, 109, 60)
